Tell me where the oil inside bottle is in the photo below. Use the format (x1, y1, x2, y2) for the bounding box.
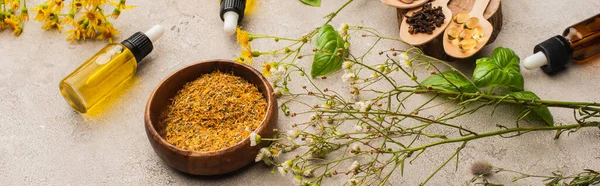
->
(563, 14, 600, 63)
(60, 44, 137, 113)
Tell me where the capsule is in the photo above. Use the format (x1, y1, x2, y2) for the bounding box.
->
(464, 17, 479, 30)
(459, 39, 477, 51)
(472, 25, 484, 40)
(453, 12, 469, 24)
(458, 29, 474, 41)
(447, 27, 460, 40)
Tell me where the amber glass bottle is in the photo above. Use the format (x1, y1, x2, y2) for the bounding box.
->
(524, 14, 600, 74)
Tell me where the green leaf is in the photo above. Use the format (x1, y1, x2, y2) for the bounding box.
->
(508, 91, 554, 126)
(472, 47, 524, 90)
(311, 24, 347, 77)
(420, 72, 478, 92)
(300, 0, 321, 7)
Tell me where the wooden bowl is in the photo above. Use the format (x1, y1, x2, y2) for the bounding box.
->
(144, 59, 278, 175)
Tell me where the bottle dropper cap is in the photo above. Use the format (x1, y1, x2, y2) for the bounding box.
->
(121, 25, 165, 63)
(220, 0, 246, 35)
(522, 35, 573, 75)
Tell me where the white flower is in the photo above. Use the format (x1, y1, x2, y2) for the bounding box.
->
(255, 151, 264, 162)
(278, 167, 288, 176)
(304, 137, 314, 145)
(271, 148, 281, 157)
(260, 147, 272, 158)
(287, 130, 300, 140)
(249, 132, 261, 146)
(353, 124, 363, 132)
(354, 100, 372, 112)
(338, 23, 349, 36)
(303, 169, 314, 177)
(343, 61, 353, 69)
(342, 72, 356, 83)
(271, 66, 286, 76)
(282, 160, 293, 170)
(349, 161, 360, 171)
(399, 52, 411, 68)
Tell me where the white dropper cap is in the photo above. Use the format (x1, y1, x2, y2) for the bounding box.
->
(144, 25, 165, 43)
(223, 11, 239, 35)
(523, 51, 548, 70)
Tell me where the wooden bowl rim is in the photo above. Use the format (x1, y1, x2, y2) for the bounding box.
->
(144, 59, 276, 157)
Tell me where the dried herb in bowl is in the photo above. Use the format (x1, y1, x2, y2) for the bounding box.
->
(162, 71, 267, 152)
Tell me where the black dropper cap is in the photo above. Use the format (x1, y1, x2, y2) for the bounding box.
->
(220, 0, 246, 23)
(121, 32, 154, 63)
(535, 35, 573, 75)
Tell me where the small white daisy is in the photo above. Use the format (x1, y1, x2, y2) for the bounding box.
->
(278, 167, 288, 176)
(343, 61, 353, 69)
(287, 130, 300, 140)
(349, 161, 360, 171)
(354, 124, 363, 132)
(342, 72, 356, 83)
(302, 169, 314, 177)
(249, 131, 261, 147)
(282, 160, 293, 170)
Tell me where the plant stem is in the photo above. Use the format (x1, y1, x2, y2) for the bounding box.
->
(397, 88, 600, 112)
(398, 122, 600, 153)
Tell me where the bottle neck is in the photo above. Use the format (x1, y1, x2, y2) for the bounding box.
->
(121, 32, 154, 64)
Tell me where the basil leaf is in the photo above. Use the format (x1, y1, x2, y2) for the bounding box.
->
(508, 91, 554, 126)
(420, 72, 478, 92)
(300, 0, 321, 7)
(472, 47, 524, 90)
(311, 24, 347, 77)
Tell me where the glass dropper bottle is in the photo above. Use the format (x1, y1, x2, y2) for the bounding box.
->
(523, 14, 600, 74)
(59, 25, 165, 113)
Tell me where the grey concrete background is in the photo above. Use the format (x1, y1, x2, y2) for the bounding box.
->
(1, 0, 599, 185)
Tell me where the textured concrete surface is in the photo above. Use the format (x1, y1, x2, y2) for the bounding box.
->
(1, 0, 599, 185)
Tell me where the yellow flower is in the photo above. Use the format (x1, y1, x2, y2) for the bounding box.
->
(109, 0, 135, 19)
(33, 4, 50, 22)
(96, 23, 120, 43)
(235, 47, 253, 65)
(236, 27, 250, 48)
(110, 0, 136, 11)
(245, 0, 257, 15)
(66, 25, 86, 42)
(0, 22, 5, 30)
(20, 4, 29, 21)
(73, 0, 83, 9)
(4, 15, 20, 30)
(60, 13, 76, 26)
(261, 62, 277, 76)
(10, 0, 19, 11)
(79, 9, 103, 27)
(48, 0, 65, 11)
(82, 0, 107, 8)
(13, 25, 23, 36)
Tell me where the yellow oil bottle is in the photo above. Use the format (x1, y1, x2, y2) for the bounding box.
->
(59, 25, 164, 113)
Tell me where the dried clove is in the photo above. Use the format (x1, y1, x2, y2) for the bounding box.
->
(404, 2, 446, 35)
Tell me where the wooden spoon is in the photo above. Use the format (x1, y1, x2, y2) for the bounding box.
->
(381, 0, 428, 9)
(443, 0, 493, 59)
(398, 0, 452, 46)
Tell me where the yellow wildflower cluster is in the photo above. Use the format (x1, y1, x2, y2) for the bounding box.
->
(33, 0, 135, 43)
(235, 27, 255, 64)
(0, 0, 28, 36)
